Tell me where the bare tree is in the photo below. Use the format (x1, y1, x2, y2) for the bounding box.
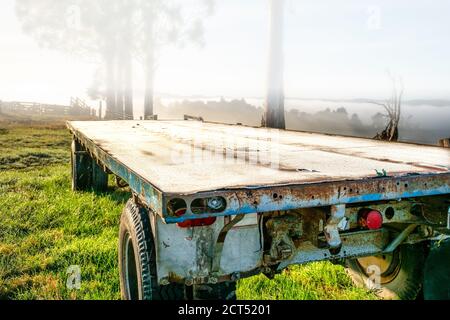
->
(15, 0, 127, 119)
(369, 74, 403, 141)
(15, 0, 214, 120)
(136, 0, 215, 119)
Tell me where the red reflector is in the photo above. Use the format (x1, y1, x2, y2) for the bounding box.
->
(174, 209, 216, 228)
(177, 217, 216, 228)
(360, 210, 383, 230)
(175, 208, 186, 217)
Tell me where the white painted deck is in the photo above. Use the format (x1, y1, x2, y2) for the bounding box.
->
(68, 120, 450, 194)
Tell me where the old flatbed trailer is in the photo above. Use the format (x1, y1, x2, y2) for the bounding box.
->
(67, 120, 450, 300)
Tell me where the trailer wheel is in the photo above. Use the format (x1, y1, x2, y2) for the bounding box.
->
(119, 199, 185, 300)
(346, 244, 425, 300)
(71, 139, 108, 192)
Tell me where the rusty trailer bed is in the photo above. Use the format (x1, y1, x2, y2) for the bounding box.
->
(67, 120, 450, 223)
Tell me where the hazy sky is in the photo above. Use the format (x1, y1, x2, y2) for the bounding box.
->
(1, 0, 450, 105)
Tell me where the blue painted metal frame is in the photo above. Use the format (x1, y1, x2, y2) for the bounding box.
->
(68, 123, 164, 214)
(68, 122, 450, 224)
(163, 174, 450, 223)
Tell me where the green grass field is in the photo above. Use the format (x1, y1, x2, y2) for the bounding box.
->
(0, 121, 378, 300)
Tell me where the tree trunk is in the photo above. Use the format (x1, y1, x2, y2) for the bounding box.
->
(144, 9, 155, 120)
(373, 120, 399, 141)
(105, 52, 117, 120)
(265, 0, 286, 129)
(116, 53, 125, 120)
(123, 51, 133, 120)
(144, 57, 154, 119)
(122, 0, 133, 120)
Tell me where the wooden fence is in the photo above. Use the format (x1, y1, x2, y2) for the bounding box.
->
(0, 98, 97, 117)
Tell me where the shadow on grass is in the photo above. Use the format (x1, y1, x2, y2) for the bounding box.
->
(94, 186, 132, 206)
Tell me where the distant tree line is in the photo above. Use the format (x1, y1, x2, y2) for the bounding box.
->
(155, 98, 444, 145)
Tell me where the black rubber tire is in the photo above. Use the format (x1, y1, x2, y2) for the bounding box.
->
(71, 139, 108, 192)
(118, 199, 185, 300)
(192, 282, 237, 300)
(346, 244, 425, 300)
(71, 139, 92, 191)
(424, 239, 450, 300)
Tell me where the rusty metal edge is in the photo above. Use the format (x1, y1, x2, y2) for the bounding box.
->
(67, 121, 450, 224)
(164, 173, 450, 223)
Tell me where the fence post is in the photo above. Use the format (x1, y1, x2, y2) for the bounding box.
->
(438, 138, 450, 148)
(98, 101, 103, 119)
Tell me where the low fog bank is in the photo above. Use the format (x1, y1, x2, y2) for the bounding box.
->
(155, 98, 450, 145)
(2, 97, 448, 145)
